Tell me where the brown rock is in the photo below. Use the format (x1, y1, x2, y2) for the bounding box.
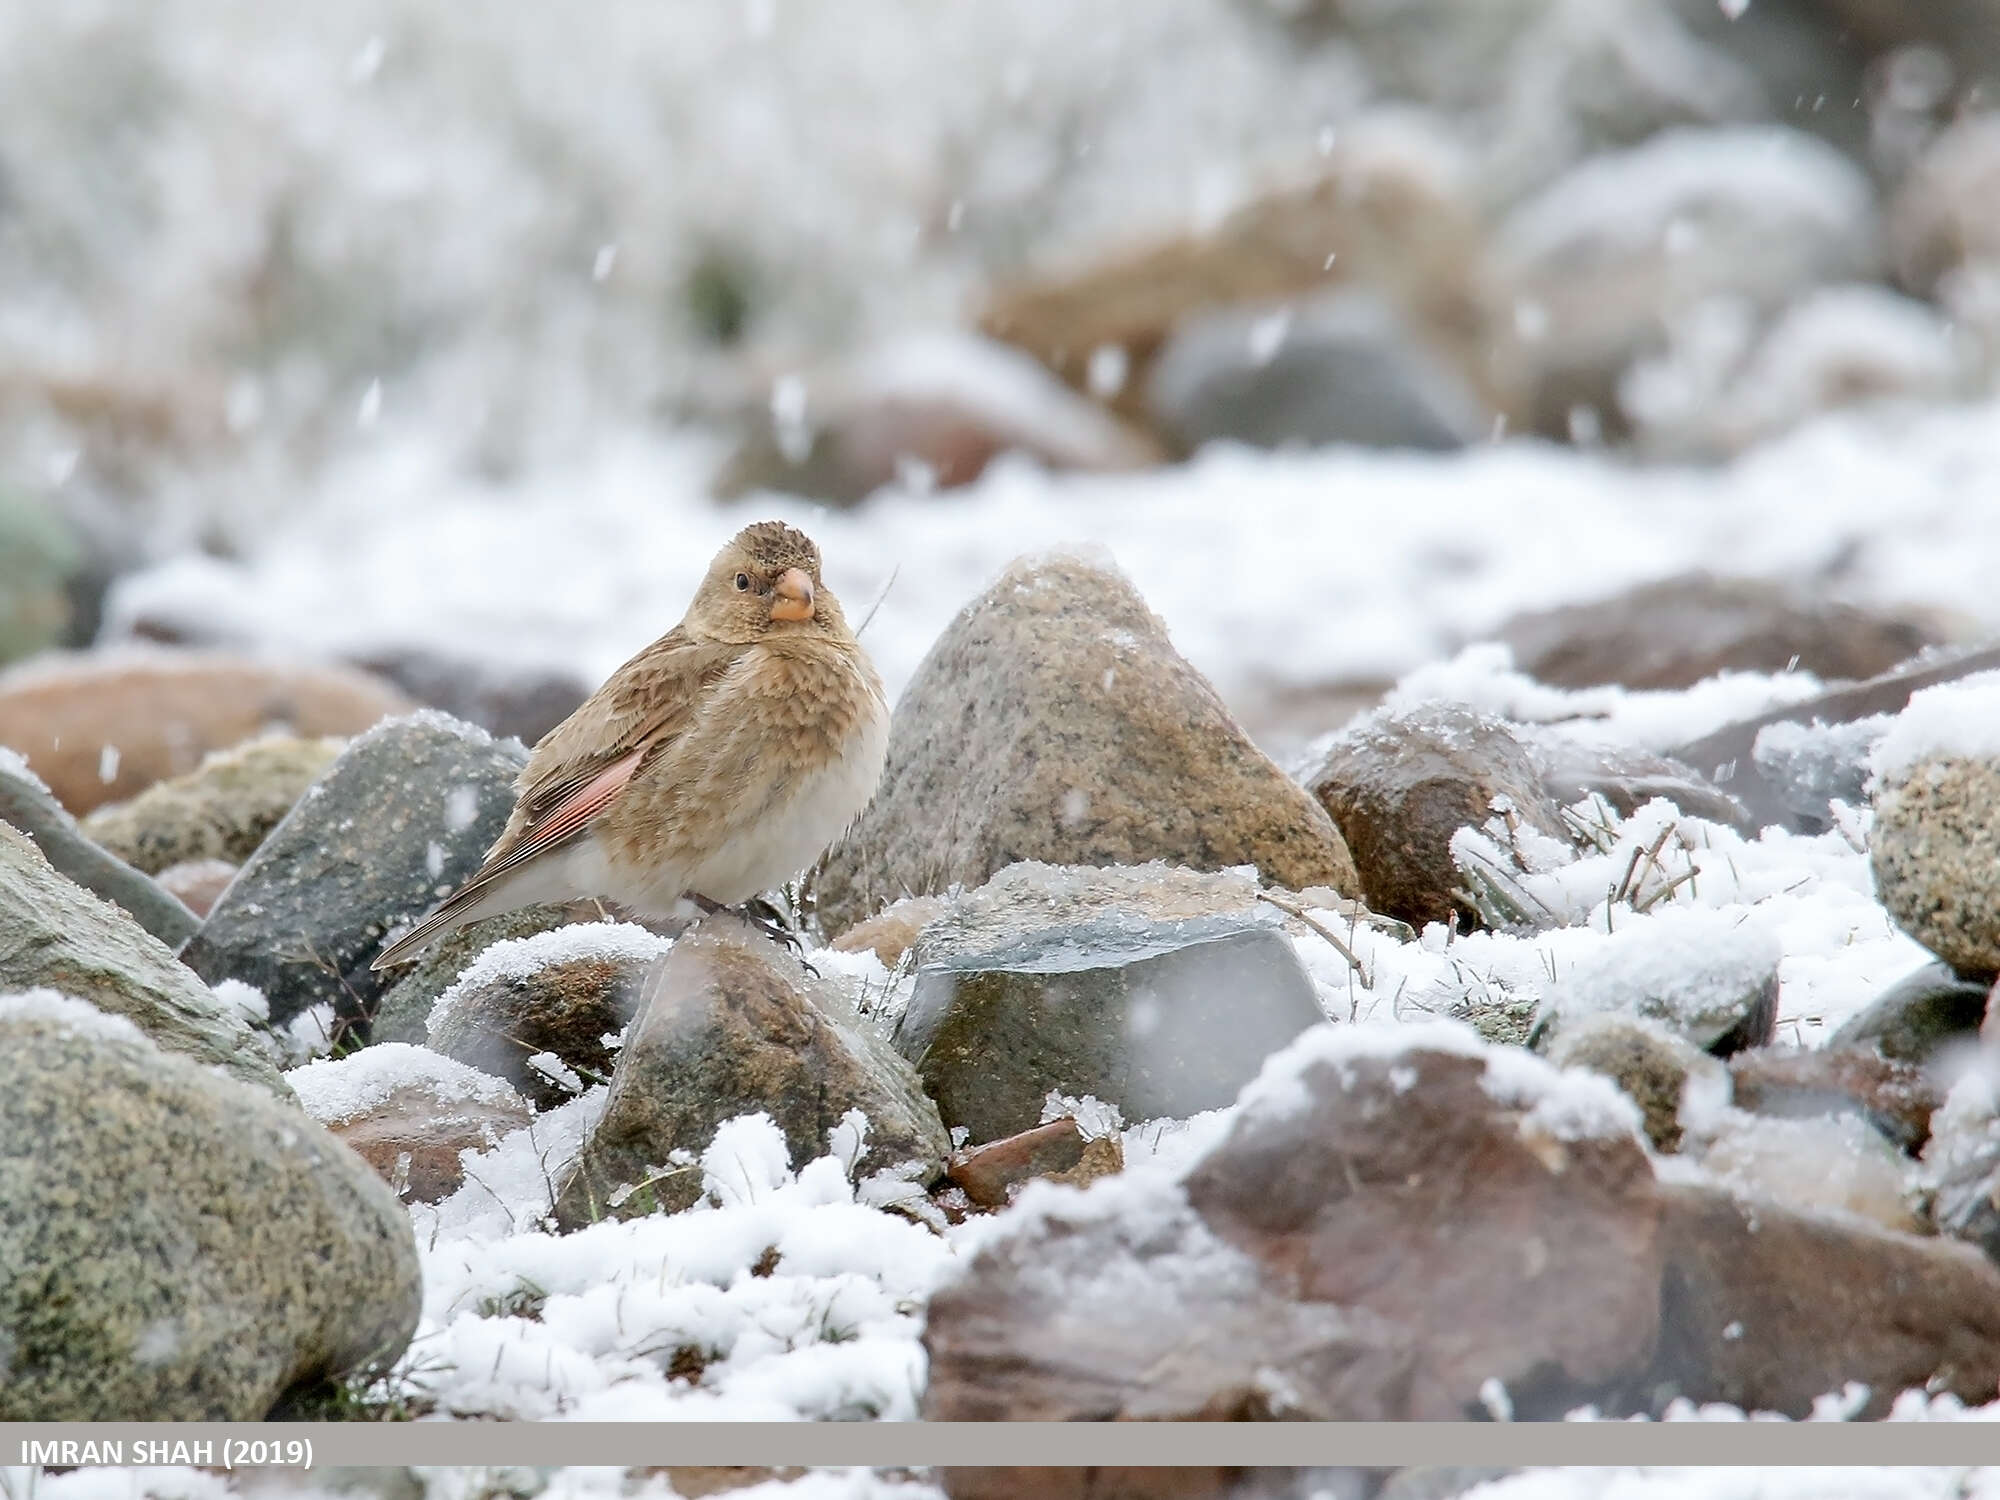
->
(154, 858, 239, 918)
(946, 1117, 1123, 1208)
(79, 734, 343, 874)
(1727, 1046, 1942, 1155)
(1305, 701, 1566, 930)
(979, 142, 1501, 432)
(1498, 573, 1943, 693)
(553, 916, 948, 1226)
(1645, 1182, 2000, 1417)
(428, 931, 665, 1110)
(289, 1043, 534, 1205)
(923, 1037, 1663, 1420)
(814, 555, 1358, 934)
(828, 894, 951, 968)
(0, 649, 410, 813)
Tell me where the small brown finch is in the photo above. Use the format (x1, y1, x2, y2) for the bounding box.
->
(372, 521, 888, 969)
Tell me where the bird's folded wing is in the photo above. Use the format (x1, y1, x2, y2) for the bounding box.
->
(467, 628, 730, 890)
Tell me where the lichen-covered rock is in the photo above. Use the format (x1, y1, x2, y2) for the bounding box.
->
(893, 862, 1326, 1143)
(1305, 701, 1567, 930)
(1547, 1013, 1720, 1153)
(812, 554, 1357, 935)
(80, 735, 343, 875)
(0, 751, 197, 947)
(426, 922, 670, 1109)
(289, 1043, 534, 1204)
(553, 917, 948, 1226)
(0, 991, 420, 1419)
(0, 647, 410, 814)
(181, 712, 527, 1031)
(0, 820, 285, 1097)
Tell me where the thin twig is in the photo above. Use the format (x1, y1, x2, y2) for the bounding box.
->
(1256, 889, 1370, 988)
(856, 562, 900, 638)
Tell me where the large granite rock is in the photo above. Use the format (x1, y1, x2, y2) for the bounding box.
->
(0, 820, 284, 1097)
(0, 647, 410, 814)
(813, 554, 1358, 934)
(182, 712, 527, 1031)
(892, 862, 1326, 1143)
(553, 917, 949, 1226)
(0, 750, 197, 946)
(1305, 702, 1567, 931)
(1871, 748, 2000, 981)
(0, 991, 420, 1419)
(80, 735, 343, 875)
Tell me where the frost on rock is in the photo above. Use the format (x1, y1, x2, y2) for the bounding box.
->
(1869, 670, 2000, 781)
(1752, 713, 1895, 828)
(1537, 904, 1780, 1054)
(0, 744, 51, 793)
(425, 920, 674, 1040)
(287, 1041, 529, 1128)
(210, 977, 269, 1026)
(1232, 1018, 1643, 1147)
(0, 988, 147, 1046)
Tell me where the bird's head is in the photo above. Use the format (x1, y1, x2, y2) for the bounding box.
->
(688, 521, 849, 643)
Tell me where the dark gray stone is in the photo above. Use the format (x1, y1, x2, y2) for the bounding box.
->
(0, 754, 197, 948)
(0, 820, 285, 1098)
(892, 863, 1326, 1143)
(0, 992, 420, 1419)
(554, 916, 948, 1227)
(182, 711, 526, 1031)
(1827, 960, 1991, 1063)
(351, 648, 590, 750)
(1519, 728, 1754, 834)
(1145, 290, 1485, 454)
(1669, 643, 2000, 834)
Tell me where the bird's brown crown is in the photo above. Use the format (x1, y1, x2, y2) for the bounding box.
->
(732, 521, 822, 581)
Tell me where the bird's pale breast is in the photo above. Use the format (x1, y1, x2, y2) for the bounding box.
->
(596, 638, 888, 909)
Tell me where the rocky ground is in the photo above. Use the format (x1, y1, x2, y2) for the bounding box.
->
(13, 3, 2000, 1494)
(8, 543, 2000, 1450)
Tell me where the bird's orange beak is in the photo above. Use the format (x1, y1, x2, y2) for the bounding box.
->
(770, 567, 816, 622)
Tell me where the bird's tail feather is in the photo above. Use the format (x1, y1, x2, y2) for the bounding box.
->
(371, 887, 492, 971)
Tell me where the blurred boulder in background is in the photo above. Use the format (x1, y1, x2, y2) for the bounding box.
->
(711, 334, 1163, 505)
(1488, 126, 1881, 442)
(1145, 288, 1488, 452)
(979, 116, 1508, 444)
(0, 489, 85, 668)
(0, 649, 411, 814)
(1497, 572, 1948, 691)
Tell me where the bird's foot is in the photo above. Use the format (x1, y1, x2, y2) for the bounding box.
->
(737, 895, 818, 975)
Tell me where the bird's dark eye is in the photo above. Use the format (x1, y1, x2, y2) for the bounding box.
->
(735, 572, 751, 592)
